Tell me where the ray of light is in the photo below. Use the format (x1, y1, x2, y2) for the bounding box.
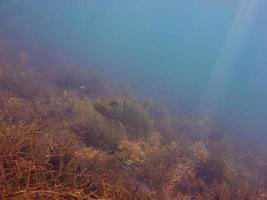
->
(199, 0, 260, 114)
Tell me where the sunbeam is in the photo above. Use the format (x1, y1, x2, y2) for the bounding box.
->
(199, 0, 260, 114)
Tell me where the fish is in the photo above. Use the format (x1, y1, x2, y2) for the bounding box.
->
(94, 96, 152, 139)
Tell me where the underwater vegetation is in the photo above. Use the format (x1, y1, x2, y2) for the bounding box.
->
(0, 42, 266, 200)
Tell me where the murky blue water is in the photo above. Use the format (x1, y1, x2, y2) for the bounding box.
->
(1, 0, 267, 138)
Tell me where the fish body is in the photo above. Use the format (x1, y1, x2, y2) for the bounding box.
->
(94, 96, 152, 139)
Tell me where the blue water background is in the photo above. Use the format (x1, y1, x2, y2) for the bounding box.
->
(0, 0, 266, 138)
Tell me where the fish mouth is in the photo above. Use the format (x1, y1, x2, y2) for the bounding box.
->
(94, 103, 115, 119)
(94, 103, 107, 114)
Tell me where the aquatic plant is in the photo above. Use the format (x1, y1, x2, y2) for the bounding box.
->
(117, 140, 145, 167)
(0, 49, 266, 199)
(0, 64, 53, 100)
(195, 156, 226, 185)
(0, 120, 142, 200)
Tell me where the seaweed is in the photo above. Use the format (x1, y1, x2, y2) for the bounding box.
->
(0, 45, 266, 199)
